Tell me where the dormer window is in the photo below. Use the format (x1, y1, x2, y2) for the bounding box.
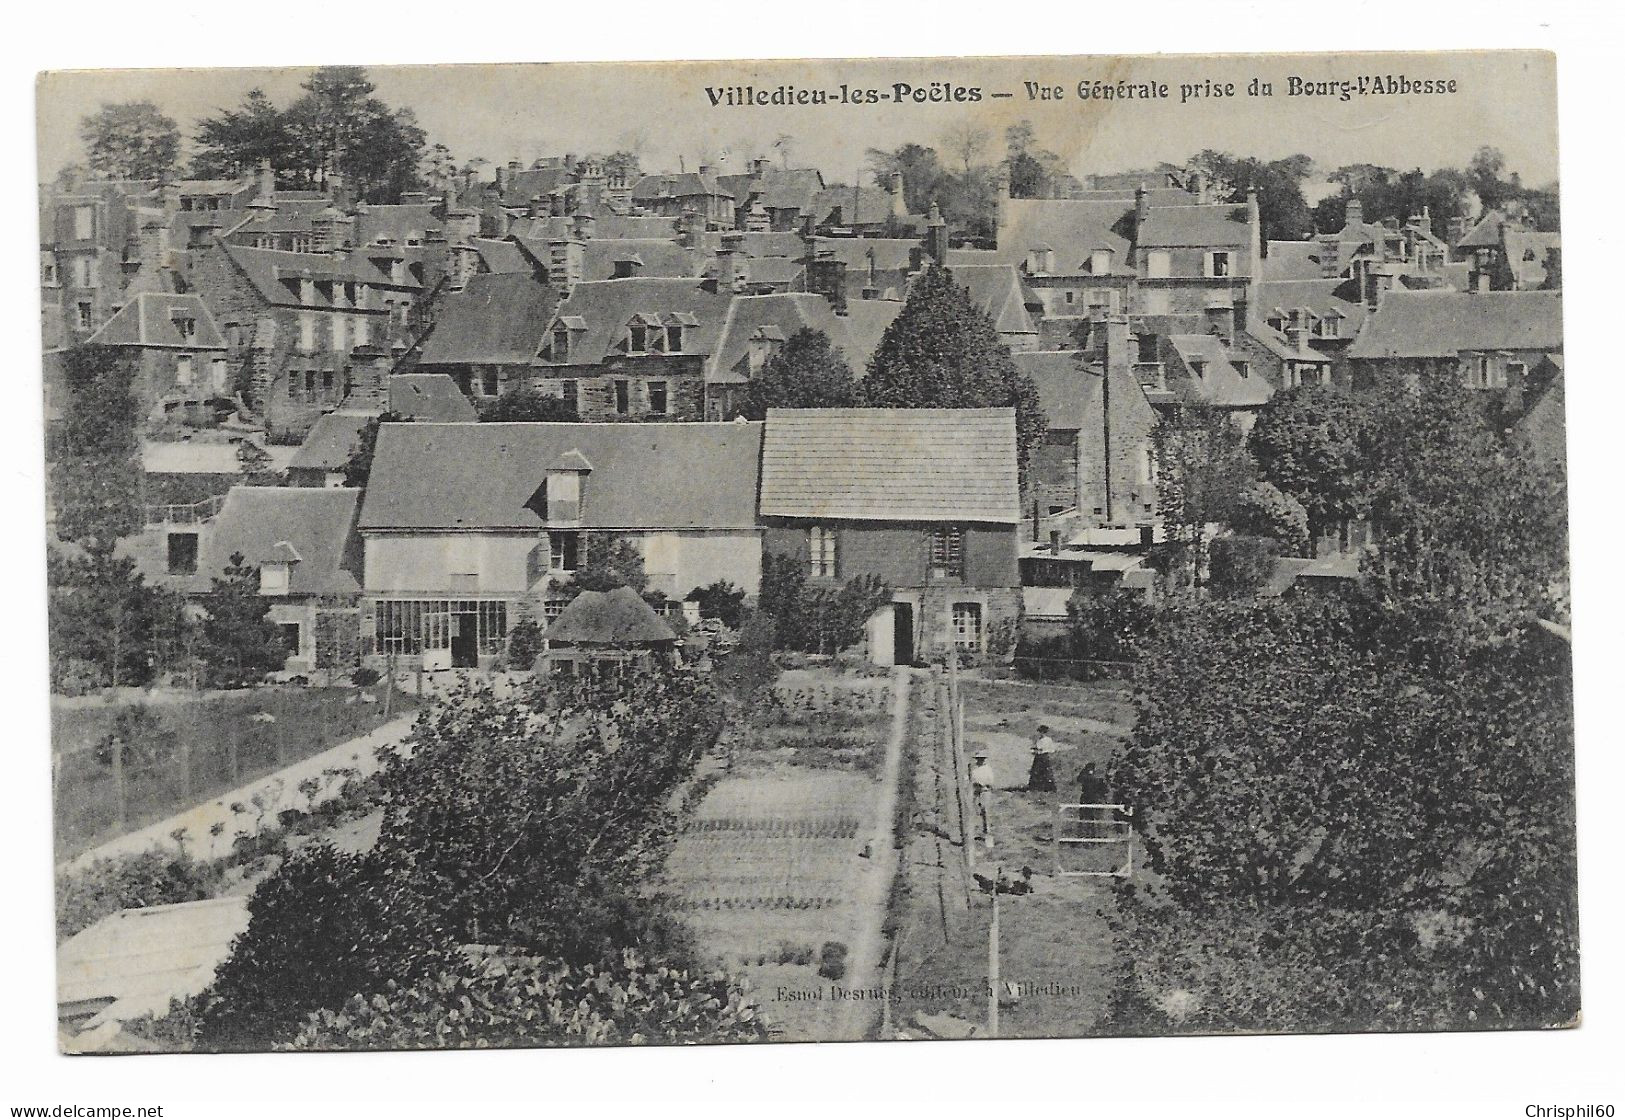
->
(666, 325, 683, 352)
(552, 327, 570, 362)
(629, 324, 648, 354)
(259, 541, 300, 596)
(1090, 249, 1113, 274)
(174, 314, 197, 339)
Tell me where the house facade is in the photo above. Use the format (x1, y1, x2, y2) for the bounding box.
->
(757, 408, 1023, 665)
(356, 421, 764, 669)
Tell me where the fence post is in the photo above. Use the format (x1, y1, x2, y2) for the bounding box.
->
(112, 736, 127, 833)
(987, 868, 1001, 1039)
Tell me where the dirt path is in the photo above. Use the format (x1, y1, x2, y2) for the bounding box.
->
(59, 712, 418, 874)
(837, 667, 911, 1039)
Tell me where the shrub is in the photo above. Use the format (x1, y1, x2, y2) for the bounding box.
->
(1065, 589, 1159, 662)
(505, 620, 543, 668)
(1208, 535, 1280, 598)
(817, 940, 848, 981)
(350, 667, 381, 688)
(686, 580, 746, 629)
(91, 704, 178, 769)
(56, 849, 223, 941)
(53, 656, 108, 697)
(1231, 481, 1311, 558)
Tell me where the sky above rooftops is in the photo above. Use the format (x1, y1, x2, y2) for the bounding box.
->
(38, 52, 1557, 191)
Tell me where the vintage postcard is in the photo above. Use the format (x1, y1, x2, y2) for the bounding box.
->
(39, 50, 1572, 1053)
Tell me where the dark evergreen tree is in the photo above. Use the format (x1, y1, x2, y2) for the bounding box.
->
(200, 552, 287, 687)
(52, 345, 144, 547)
(861, 263, 1045, 480)
(739, 329, 856, 419)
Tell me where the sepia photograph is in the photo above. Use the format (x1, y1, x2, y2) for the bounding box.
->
(28, 38, 1588, 1079)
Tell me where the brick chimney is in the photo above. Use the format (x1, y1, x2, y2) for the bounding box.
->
(1344, 198, 1363, 233)
(718, 232, 749, 293)
(806, 249, 848, 314)
(528, 195, 546, 219)
(924, 202, 948, 265)
(257, 158, 276, 201)
(678, 207, 704, 249)
(572, 212, 596, 241)
(1133, 184, 1150, 262)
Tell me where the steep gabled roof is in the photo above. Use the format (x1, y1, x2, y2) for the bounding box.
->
(1166, 335, 1274, 409)
(544, 586, 676, 646)
(580, 239, 701, 282)
(389, 374, 478, 422)
(1346, 290, 1564, 359)
(995, 198, 1134, 270)
(544, 277, 734, 363)
(415, 272, 557, 367)
(1262, 240, 1331, 281)
(354, 203, 439, 246)
(194, 486, 362, 595)
(706, 293, 901, 386)
(759, 408, 1019, 524)
(359, 422, 764, 531)
(1255, 278, 1369, 334)
(1136, 203, 1252, 248)
(1012, 351, 1101, 430)
(938, 264, 1038, 338)
(809, 185, 900, 227)
(84, 293, 227, 350)
(288, 411, 372, 473)
(1456, 209, 1508, 249)
(468, 237, 532, 275)
(219, 243, 426, 308)
(630, 172, 732, 202)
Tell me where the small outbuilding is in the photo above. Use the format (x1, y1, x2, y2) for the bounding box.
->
(537, 586, 677, 677)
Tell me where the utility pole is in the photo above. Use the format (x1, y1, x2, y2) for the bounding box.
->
(987, 864, 1001, 1039)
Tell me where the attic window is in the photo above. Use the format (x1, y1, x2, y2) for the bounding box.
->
(1206, 251, 1232, 278)
(1090, 249, 1113, 274)
(174, 314, 197, 339)
(551, 328, 570, 362)
(629, 325, 648, 354)
(666, 325, 683, 352)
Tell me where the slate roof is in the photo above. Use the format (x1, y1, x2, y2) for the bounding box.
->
(389, 374, 478, 421)
(994, 198, 1134, 271)
(496, 166, 572, 207)
(807, 237, 920, 272)
(84, 293, 227, 350)
(706, 293, 901, 385)
(359, 422, 764, 531)
(1505, 232, 1561, 289)
(715, 167, 826, 210)
(580, 238, 701, 282)
(1456, 209, 1508, 249)
(543, 278, 735, 364)
(288, 411, 373, 472)
(220, 244, 425, 308)
(631, 172, 733, 202)
(698, 230, 806, 259)
(1166, 335, 1274, 408)
(1136, 204, 1252, 248)
(195, 486, 362, 594)
(810, 185, 899, 227)
(354, 203, 439, 246)
(758, 408, 1019, 524)
(545, 586, 677, 646)
(415, 272, 557, 367)
(1255, 279, 1369, 334)
(1262, 240, 1331, 281)
(57, 897, 249, 1031)
(510, 213, 681, 240)
(1346, 290, 1564, 359)
(468, 237, 532, 274)
(1012, 351, 1100, 430)
(940, 265, 1038, 337)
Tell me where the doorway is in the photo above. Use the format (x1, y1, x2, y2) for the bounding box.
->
(892, 601, 914, 666)
(450, 609, 480, 668)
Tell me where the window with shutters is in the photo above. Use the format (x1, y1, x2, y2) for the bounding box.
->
(929, 526, 965, 580)
(808, 526, 838, 578)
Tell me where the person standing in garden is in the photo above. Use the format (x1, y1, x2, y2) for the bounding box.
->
(1027, 724, 1058, 792)
(971, 748, 996, 848)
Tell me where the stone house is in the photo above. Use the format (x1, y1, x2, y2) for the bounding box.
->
(757, 407, 1022, 666)
(356, 421, 764, 669)
(80, 292, 232, 428)
(406, 271, 558, 402)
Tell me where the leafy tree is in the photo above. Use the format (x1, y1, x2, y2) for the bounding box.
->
(1150, 406, 1256, 590)
(1063, 588, 1158, 662)
(79, 100, 180, 180)
(1247, 384, 1364, 550)
(52, 345, 144, 546)
(1311, 164, 1470, 241)
(861, 263, 1046, 480)
(865, 142, 944, 215)
(188, 67, 427, 203)
(1186, 150, 1314, 241)
(563, 536, 648, 599)
(1467, 145, 1516, 211)
(49, 543, 173, 690)
(285, 949, 763, 1050)
(199, 552, 287, 687)
(1005, 121, 1065, 199)
(739, 328, 856, 419)
(758, 553, 890, 655)
(1229, 481, 1310, 558)
(1206, 535, 1279, 598)
(476, 385, 580, 423)
(198, 843, 456, 1050)
(686, 580, 746, 628)
(190, 89, 297, 179)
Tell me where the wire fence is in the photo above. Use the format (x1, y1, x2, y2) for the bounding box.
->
(51, 685, 412, 858)
(1010, 656, 1136, 683)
